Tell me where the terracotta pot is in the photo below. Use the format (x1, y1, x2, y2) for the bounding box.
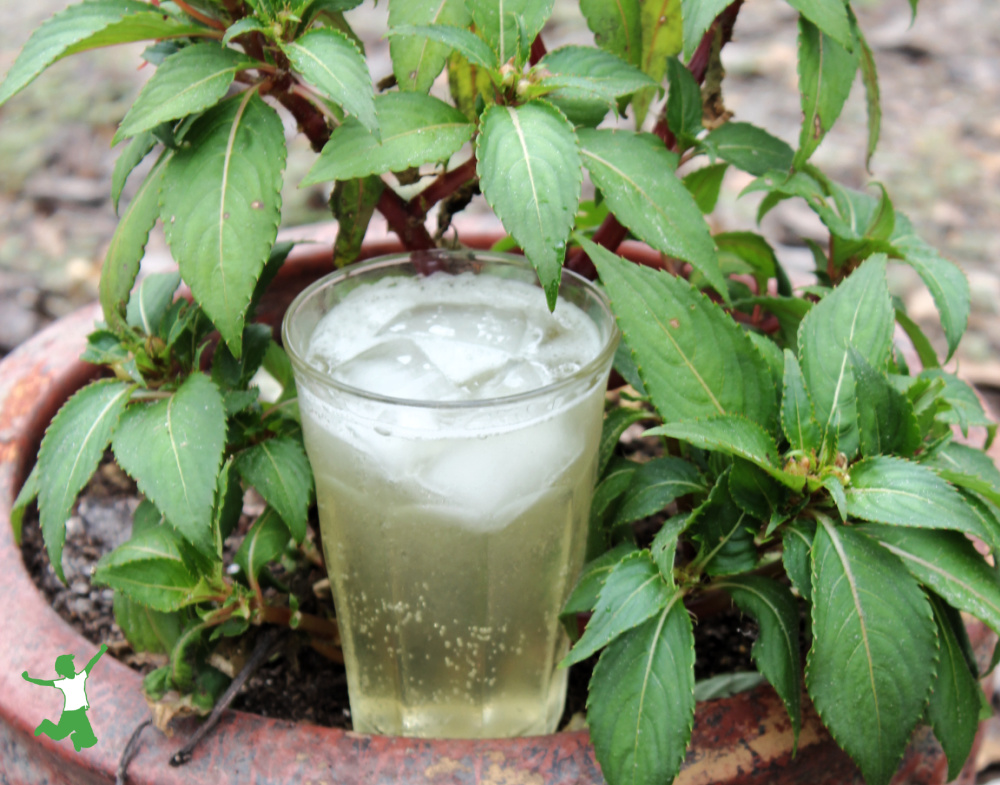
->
(0, 234, 994, 785)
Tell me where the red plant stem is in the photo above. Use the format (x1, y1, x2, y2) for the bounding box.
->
(260, 605, 341, 641)
(529, 34, 547, 66)
(378, 189, 436, 250)
(173, 0, 227, 30)
(411, 157, 479, 218)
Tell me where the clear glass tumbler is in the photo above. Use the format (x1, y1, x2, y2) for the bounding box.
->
(282, 249, 619, 738)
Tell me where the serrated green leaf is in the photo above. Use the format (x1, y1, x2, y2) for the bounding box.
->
(113, 590, 186, 653)
(328, 176, 383, 268)
(782, 520, 815, 600)
(921, 370, 995, 442)
(111, 130, 157, 214)
(112, 373, 225, 557)
(563, 550, 671, 666)
(222, 17, 270, 46)
(891, 214, 969, 360)
(798, 254, 893, 458)
(648, 415, 806, 490)
(10, 463, 40, 545)
(614, 456, 705, 526)
(599, 407, 649, 474)
(114, 44, 253, 145)
(581, 0, 641, 65)
(94, 526, 206, 611)
(683, 163, 728, 214)
(925, 593, 985, 780)
(477, 101, 581, 307)
(37, 380, 133, 582)
(0, 1, 206, 106)
(786, 0, 853, 49)
(846, 456, 995, 546)
(388, 0, 471, 93)
(687, 469, 758, 575)
(650, 513, 689, 583)
(561, 541, 638, 637)
(131, 498, 165, 536)
(469, 0, 552, 65)
(234, 436, 313, 542)
(665, 57, 702, 141)
(126, 271, 181, 335)
(714, 232, 780, 294)
(235, 507, 290, 584)
(794, 17, 859, 169)
(781, 349, 823, 452)
(729, 459, 786, 526)
(304, 92, 473, 183)
(389, 23, 497, 69)
(161, 93, 285, 355)
(633, 0, 682, 126)
(853, 13, 880, 170)
(101, 152, 170, 332)
(859, 524, 1000, 637)
(540, 46, 656, 96)
(589, 459, 638, 552)
(807, 518, 936, 785)
(589, 242, 778, 429)
(587, 594, 695, 785)
(704, 122, 794, 176)
(822, 474, 848, 521)
(578, 130, 724, 297)
(281, 28, 378, 136)
(922, 441, 1000, 507)
(211, 323, 272, 390)
(849, 347, 921, 457)
(717, 575, 802, 745)
(680, 0, 728, 60)
(895, 307, 939, 369)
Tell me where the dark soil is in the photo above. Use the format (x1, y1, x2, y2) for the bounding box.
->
(20, 454, 759, 735)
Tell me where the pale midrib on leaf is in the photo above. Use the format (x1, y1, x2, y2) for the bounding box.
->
(105, 153, 168, 261)
(507, 107, 546, 249)
(821, 293, 866, 448)
(615, 0, 635, 59)
(632, 597, 677, 784)
(698, 512, 748, 567)
(165, 392, 192, 511)
(643, 0, 673, 74)
(117, 543, 182, 562)
(807, 30, 826, 136)
(605, 573, 661, 630)
(53, 386, 130, 518)
(820, 518, 882, 757)
(261, 442, 293, 512)
(114, 577, 193, 594)
(375, 121, 469, 146)
(715, 581, 795, 661)
(849, 485, 950, 510)
(498, 0, 507, 61)
(217, 88, 256, 315)
(411, 0, 450, 87)
(289, 40, 349, 97)
(128, 66, 239, 134)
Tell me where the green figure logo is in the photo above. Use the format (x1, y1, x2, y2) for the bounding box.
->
(22, 643, 108, 751)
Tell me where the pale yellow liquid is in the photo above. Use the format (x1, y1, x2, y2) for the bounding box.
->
(296, 272, 608, 737)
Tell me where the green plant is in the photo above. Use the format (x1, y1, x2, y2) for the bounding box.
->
(3, 0, 999, 783)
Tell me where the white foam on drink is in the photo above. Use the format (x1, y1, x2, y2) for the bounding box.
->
(306, 271, 602, 402)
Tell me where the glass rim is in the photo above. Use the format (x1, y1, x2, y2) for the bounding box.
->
(280, 249, 620, 410)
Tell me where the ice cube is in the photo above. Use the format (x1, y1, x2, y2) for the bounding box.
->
(332, 339, 461, 401)
(466, 359, 549, 399)
(379, 304, 528, 350)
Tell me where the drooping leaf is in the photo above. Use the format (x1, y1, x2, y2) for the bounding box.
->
(785, 0, 853, 49)
(614, 457, 705, 526)
(683, 163, 728, 213)
(822, 474, 848, 521)
(648, 415, 805, 490)
(93, 526, 207, 611)
(222, 17, 270, 46)
(714, 231, 781, 294)
(234, 436, 313, 542)
(922, 441, 1000, 508)
(10, 463, 39, 545)
(797, 254, 893, 458)
(330, 176, 384, 268)
(477, 101, 581, 307)
(112, 373, 225, 557)
(211, 323, 272, 390)
(281, 28, 378, 136)
(589, 241, 777, 428)
(234, 507, 290, 584)
(114, 44, 253, 144)
(687, 468, 758, 575)
(36, 380, 133, 581)
(468, 0, 553, 64)
(388, 0, 472, 93)
(852, 11, 880, 170)
(846, 456, 994, 542)
(895, 308, 939, 370)
(541, 46, 655, 97)
(100, 152, 170, 332)
(581, 0, 642, 65)
(782, 520, 815, 601)
(212, 458, 243, 554)
(703, 122, 794, 177)
(650, 513, 689, 582)
(388, 23, 498, 69)
(794, 17, 859, 168)
(114, 590, 186, 654)
(589, 459, 639, 550)
(807, 518, 936, 785)
(587, 594, 695, 785)
(680, 0, 728, 60)
(304, 92, 473, 183)
(0, 1, 206, 106)
(599, 407, 649, 474)
(926, 593, 986, 782)
(665, 57, 702, 141)
(563, 550, 671, 666)
(633, 0, 683, 125)
(849, 347, 921, 457)
(859, 524, 1000, 636)
(717, 575, 801, 745)
(578, 129, 724, 297)
(161, 93, 285, 355)
(561, 541, 638, 637)
(126, 271, 181, 335)
(111, 129, 157, 213)
(921, 369, 995, 442)
(891, 213, 970, 361)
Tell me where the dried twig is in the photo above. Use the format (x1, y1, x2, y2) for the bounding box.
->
(115, 716, 152, 785)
